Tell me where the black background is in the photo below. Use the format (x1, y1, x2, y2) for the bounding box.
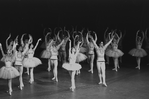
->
(0, 0, 149, 65)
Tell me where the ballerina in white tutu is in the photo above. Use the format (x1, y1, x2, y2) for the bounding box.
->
(13, 36, 29, 90)
(129, 30, 147, 70)
(0, 43, 20, 95)
(62, 39, 82, 91)
(73, 30, 87, 75)
(41, 32, 52, 59)
(90, 33, 114, 87)
(106, 31, 124, 71)
(21, 34, 33, 75)
(23, 36, 42, 84)
(86, 30, 97, 74)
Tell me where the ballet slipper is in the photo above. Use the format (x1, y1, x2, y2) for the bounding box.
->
(112, 68, 117, 72)
(88, 69, 93, 74)
(25, 71, 29, 75)
(47, 68, 51, 72)
(70, 86, 76, 92)
(52, 77, 56, 81)
(103, 83, 107, 87)
(136, 66, 140, 70)
(7, 89, 12, 96)
(136, 66, 139, 69)
(29, 79, 34, 84)
(18, 84, 24, 90)
(98, 82, 102, 85)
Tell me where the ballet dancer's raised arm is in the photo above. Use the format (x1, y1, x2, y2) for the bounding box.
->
(104, 27, 109, 42)
(6, 33, 11, 50)
(12, 35, 19, 51)
(136, 30, 140, 44)
(72, 30, 77, 47)
(78, 29, 84, 47)
(115, 31, 122, 44)
(33, 38, 42, 51)
(140, 31, 145, 43)
(68, 39, 71, 55)
(103, 34, 114, 50)
(86, 31, 90, 45)
(0, 43, 5, 57)
(145, 29, 148, 41)
(56, 39, 64, 50)
(75, 42, 81, 55)
(21, 33, 26, 47)
(90, 36, 99, 49)
(57, 29, 62, 42)
(93, 31, 97, 43)
(28, 34, 33, 44)
(45, 32, 50, 45)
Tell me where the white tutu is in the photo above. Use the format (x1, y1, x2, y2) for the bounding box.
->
(23, 57, 42, 68)
(41, 50, 51, 59)
(0, 66, 20, 79)
(106, 49, 124, 58)
(76, 53, 87, 63)
(62, 63, 82, 71)
(79, 47, 88, 53)
(129, 48, 147, 57)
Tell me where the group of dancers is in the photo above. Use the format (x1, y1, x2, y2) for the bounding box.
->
(0, 27, 148, 95)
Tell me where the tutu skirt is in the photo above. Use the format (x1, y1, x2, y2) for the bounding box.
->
(76, 53, 87, 63)
(106, 49, 124, 58)
(41, 50, 51, 59)
(62, 63, 82, 71)
(129, 48, 147, 57)
(79, 47, 88, 53)
(0, 66, 20, 79)
(23, 57, 42, 68)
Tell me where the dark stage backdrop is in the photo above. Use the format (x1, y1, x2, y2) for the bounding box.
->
(0, 0, 149, 64)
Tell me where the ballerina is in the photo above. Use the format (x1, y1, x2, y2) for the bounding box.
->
(74, 30, 87, 75)
(90, 33, 114, 87)
(13, 35, 29, 90)
(0, 43, 20, 95)
(106, 31, 124, 71)
(23, 36, 42, 84)
(129, 30, 147, 70)
(86, 30, 97, 73)
(62, 39, 82, 91)
(57, 27, 70, 64)
(49, 37, 64, 82)
(21, 33, 33, 75)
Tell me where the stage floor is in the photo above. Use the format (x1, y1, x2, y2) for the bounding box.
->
(0, 61, 149, 99)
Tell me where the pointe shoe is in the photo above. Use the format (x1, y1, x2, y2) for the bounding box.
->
(47, 68, 51, 72)
(103, 83, 107, 87)
(98, 82, 102, 85)
(112, 68, 117, 72)
(88, 70, 93, 74)
(29, 80, 34, 84)
(70, 86, 76, 92)
(7, 90, 12, 96)
(52, 77, 56, 81)
(19, 84, 24, 90)
(136, 66, 140, 70)
(25, 71, 29, 75)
